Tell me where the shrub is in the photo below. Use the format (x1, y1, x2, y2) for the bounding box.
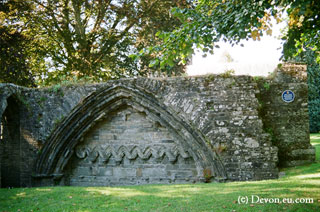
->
(309, 99, 320, 133)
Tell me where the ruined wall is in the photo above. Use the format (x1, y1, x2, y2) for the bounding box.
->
(0, 64, 314, 187)
(257, 64, 315, 167)
(64, 106, 199, 186)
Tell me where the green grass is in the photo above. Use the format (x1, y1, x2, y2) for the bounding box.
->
(311, 133, 320, 161)
(1, 135, 320, 212)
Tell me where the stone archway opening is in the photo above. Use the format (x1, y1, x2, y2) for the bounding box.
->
(0, 96, 21, 188)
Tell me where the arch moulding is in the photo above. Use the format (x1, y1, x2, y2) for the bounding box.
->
(34, 83, 227, 183)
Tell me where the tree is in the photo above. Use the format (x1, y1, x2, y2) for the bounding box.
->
(142, 0, 319, 67)
(0, 0, 190, 86)
(293, 50, 320, 133)
(0, 26, 35, 87)
(0, 2, 36, 87)
(282, 0, 320, 62)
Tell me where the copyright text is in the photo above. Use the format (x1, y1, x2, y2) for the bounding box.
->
(238, 195, 314, 204)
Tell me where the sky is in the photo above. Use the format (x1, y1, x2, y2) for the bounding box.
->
(187, 17, 287, 77)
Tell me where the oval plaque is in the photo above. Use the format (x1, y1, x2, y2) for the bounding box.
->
(282, 90, 295, 103)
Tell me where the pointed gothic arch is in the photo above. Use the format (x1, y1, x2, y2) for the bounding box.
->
(0, 94, 21, 187)
(35, 84, 226, 184)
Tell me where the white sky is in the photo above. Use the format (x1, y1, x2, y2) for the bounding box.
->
(187, 17, 287, 77)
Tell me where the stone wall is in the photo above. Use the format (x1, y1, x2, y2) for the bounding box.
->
(257, 64, 315, 167)
(0, 64, 315, 187)
(64, 106, 198, 186)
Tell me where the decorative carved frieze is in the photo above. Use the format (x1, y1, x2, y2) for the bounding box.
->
(75, 144, 191, 163)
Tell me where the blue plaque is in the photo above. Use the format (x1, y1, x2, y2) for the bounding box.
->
(282, 90, 295, 103)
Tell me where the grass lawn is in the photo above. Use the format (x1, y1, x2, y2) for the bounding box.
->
(311, 133, 320, 161)
(1, 135, 320, 212)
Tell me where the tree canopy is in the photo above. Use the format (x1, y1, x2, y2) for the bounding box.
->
(282, 0, 320, 62)
(141, 0, 320, 67)
(1, 0, 320, 86)
(1, 0, 189, 86)
(294, 49, 320, 133)
(0, 25, 35, 87)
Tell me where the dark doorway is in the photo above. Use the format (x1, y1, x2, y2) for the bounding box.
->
(1, 96, 21, 188)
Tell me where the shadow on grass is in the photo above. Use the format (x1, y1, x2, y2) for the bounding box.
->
(0, 136, 319, 211)
(2, 181, 319, 212)
(1, 168, 320, 212)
